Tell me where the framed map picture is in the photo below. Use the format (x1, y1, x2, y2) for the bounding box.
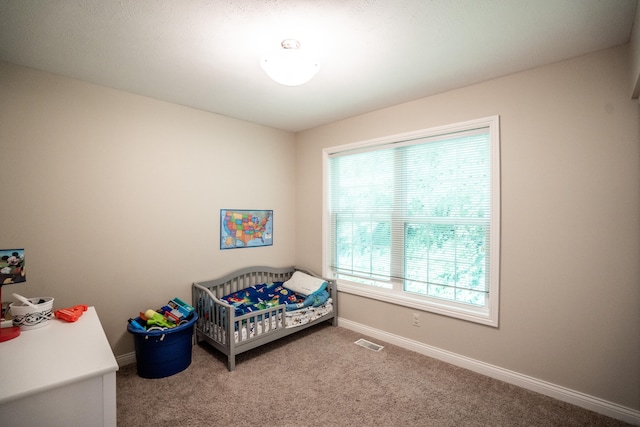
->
(220, 209, 273, 249)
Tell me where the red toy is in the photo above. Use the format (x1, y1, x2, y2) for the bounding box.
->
(54, 304, 88, 322)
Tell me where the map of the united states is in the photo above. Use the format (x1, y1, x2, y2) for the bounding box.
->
(221, 210, 273, 249)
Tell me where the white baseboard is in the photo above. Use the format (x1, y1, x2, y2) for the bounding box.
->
(338, 317, 640, 426)
(116, 352, 136, 368)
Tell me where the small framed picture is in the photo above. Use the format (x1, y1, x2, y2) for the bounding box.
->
(0, 249, 26, 285)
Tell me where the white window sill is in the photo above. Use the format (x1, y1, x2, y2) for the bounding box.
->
(337, 280, 499, 327)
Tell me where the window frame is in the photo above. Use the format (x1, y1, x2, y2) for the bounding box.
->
(322, 116, 501, 327)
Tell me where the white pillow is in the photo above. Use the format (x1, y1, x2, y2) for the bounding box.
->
(283, 271, 327, 296)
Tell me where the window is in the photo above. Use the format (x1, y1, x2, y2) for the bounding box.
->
(323, 116, 500, 326)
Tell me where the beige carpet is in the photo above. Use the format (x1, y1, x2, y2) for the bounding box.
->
(117, 323, 631, 426)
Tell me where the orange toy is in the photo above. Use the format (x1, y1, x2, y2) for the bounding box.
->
(54, 304, 88, 322)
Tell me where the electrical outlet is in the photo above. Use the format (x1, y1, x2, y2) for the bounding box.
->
(412, 313, 420, 327)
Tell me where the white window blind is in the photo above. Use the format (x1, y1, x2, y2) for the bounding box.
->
(325, 117, 500, 325)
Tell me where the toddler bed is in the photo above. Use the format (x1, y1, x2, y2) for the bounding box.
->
(192, 266, 337, 371)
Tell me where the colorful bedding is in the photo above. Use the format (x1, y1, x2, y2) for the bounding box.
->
(221, 281, 329, 316)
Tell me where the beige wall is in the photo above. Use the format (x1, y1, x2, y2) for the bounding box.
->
(295, 45, 640, 409)
(632, 3, 640, 98)
(0, 61, 296, 356)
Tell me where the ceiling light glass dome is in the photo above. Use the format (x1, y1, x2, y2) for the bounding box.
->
(260, 39, 320, 86)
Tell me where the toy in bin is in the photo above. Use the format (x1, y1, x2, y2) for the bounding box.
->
(129, 298, 195, 331)
(160, 297, 194, 323)
(143, 309, 176, 329)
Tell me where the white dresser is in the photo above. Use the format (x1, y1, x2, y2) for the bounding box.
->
(0, 306, 118, 426)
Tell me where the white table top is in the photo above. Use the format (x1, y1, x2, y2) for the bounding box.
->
(0, 306, 118, 404)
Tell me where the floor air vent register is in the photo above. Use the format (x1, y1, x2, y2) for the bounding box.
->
(354, 338, 384, 352)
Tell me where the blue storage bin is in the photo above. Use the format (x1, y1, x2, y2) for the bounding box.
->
(127, 312, 198, 379)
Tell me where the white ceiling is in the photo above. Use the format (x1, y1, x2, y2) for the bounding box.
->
(0, 0, 637, 132)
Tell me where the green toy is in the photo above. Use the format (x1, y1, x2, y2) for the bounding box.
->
(144, 309, 176, 329)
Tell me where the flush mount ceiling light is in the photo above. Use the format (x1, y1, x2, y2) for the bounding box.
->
(260, 39, 320, 86)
